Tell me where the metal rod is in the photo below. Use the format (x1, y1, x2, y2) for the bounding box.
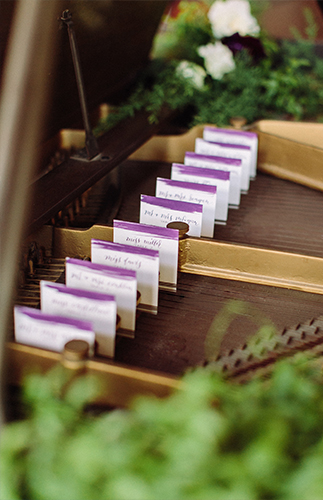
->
(61, 10, 100, 160)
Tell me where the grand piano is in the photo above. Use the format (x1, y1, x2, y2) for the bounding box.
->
(2, 0, 323, 415)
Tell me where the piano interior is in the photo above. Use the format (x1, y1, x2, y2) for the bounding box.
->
(2, 1, 323, 411)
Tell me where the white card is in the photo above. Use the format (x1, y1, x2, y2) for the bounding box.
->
(14, 305, 95, 354)
(40, 281, 117, 357)
(171, 163, 230, 224)
(113, 220, 179, 291)
(140, 194, 203, 238)
(155, 177, 216, 238)
(203, 126, 258, 179)
(195, 137, 251, 193)
(185, 151, 241, 208)
(65, 257, 137, 332)
(91, 239, 159, 314)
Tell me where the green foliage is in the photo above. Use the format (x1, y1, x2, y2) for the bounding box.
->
(3, 354, 323, 499)
(151, 2, 212, 62)
(193, 52, 266, 126)
(93, 59, 201, 136)
(95, 4, 323, 132)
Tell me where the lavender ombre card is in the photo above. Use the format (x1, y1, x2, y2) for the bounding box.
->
(155, 177, 216, 238)
(140, 194, 203, 238)
(184, 151, 241, 208)
(203, 126, 258, 179)
(40, 281, 117, 357)
(195, 137, 251, 193)
(65, 257, 137, 332)
(91, 239, 159, 314)
(171, 163, 229, 224)
(14, 305, 95, 354)
(113, 220, 179, 291)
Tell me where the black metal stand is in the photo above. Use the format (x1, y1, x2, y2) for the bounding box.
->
(60, 10, 100, 160)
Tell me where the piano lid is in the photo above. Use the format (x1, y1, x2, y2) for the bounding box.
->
(0, 0, 168, 141)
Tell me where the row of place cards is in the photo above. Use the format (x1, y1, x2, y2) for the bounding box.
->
(14, 126, 258, 360)
(139, 126, 258, 237)
(14, 221, 181, 358)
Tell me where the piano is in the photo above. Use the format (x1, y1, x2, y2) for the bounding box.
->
(2, 1, 323, 414)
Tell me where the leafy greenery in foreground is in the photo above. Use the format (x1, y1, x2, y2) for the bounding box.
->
(94, 5, 323, 134)
(3, 355, 323, 500)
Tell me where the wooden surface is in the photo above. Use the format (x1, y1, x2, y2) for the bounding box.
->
(116, 159, 323, 258)
(46, 158, 323, 376)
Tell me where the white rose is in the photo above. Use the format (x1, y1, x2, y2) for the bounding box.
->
(198, 42, 235, 80)
(176, 61, 207, 89)
(208, 0, 260, 39)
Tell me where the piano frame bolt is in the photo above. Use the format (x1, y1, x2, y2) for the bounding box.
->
(62, 339, 89, 372)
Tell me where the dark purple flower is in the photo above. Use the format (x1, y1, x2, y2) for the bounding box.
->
(222, 32, 265, 63)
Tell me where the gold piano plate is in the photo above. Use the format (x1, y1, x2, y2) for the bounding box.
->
(251, 120, 323, 192)
(7, 119, 323, 408)
(129, 120, 323, 193)
(51, 224, 323, 296)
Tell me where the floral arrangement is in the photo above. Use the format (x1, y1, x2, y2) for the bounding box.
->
(95, 0, 323, 134)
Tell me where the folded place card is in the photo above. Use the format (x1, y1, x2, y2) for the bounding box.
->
(65, 257, 137, 332)
(40, 281, 117, 357)
(171, 163, 230, 224)
(113, 220, 179, 291)
(140, 194, 203, 238)
(155, 177, 216, 238)
(203, 126, 258, 179)
(14, 305, 95, 353)
(184, 151, 241, 208)
(195, 137, 251, 193)
(91, 239, 159, 315)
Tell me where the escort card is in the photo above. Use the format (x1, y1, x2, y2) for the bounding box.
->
(65, 257, 137, 332)
(113, 220, 179, 291)
(155, 177, 216, 238)
(171, 163, 230, 224)
(40, 281, 117, 357)
(140, 194, 203, 238)
(91, 239, 159, 315)
(184, 151, 241, 208)
(14, 305, 95, 354)
(195, 137, 251, 193)
(203, 126, 258, 179)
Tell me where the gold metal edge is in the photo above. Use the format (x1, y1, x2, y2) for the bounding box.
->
(257, 162, 323, 192)
(252, 128, 323, 192)
(52, 224, 323, 296)
(6, 342, 179, 407)
(53, 225, 113, 258)
(180, 238, 323, 295)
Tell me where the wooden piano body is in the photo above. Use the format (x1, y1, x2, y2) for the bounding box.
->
(2, 1, 323, 412)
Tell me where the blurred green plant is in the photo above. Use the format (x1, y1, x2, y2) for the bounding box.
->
(204, 299, 277, 364)
(2, 299, 323, 500)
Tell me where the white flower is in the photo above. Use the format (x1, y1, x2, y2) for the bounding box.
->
(176, 61, 207, 89)
(198, 42, 235, 80)
(208, 0, 260, 39)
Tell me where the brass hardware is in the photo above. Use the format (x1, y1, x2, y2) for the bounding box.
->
(62, 339, 89, 372)
(167, 221, 189, 240)
(230, 116, 247, 129)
